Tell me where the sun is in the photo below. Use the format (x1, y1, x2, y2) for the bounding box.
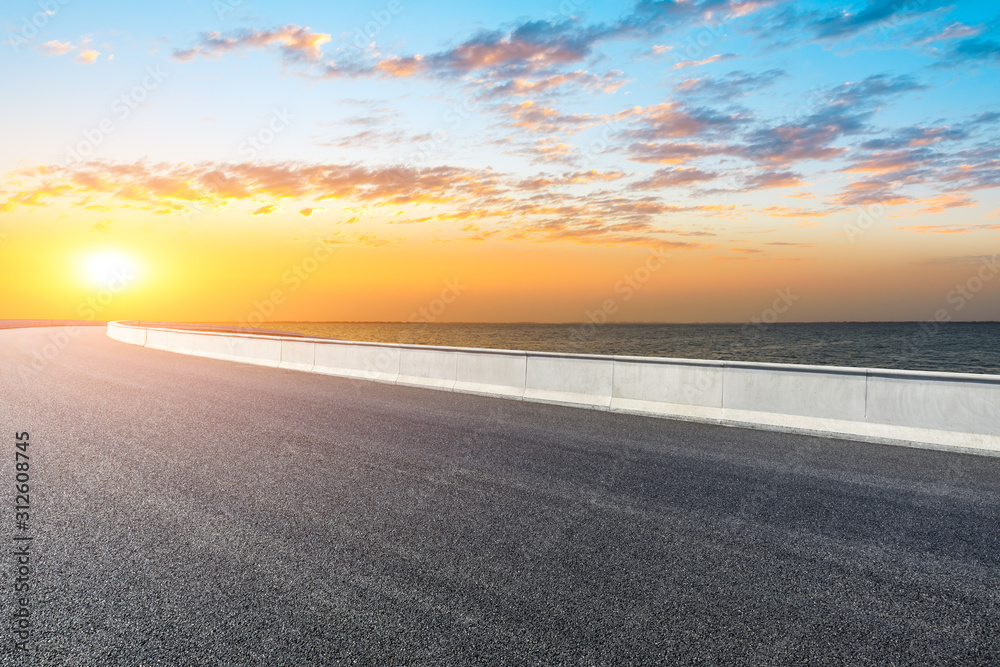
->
(81, 250, 142, 290)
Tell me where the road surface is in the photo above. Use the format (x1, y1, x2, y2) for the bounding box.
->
(1, 326, 998, 665)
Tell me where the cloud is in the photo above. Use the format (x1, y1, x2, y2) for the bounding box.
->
(770, 0, 951, 41)
(832, 179, 912, 207)
(564, 170, 626, 183)
(910, 194, 977, 215)
(376, 56, 425, 77)
(893, 222, 1000, 234)
(40, 40, 75, 55)
(517, 170, 626, 190)
(739, 74, 925, 165)
(74, 49, 100, 64)
(299, 207, 323, 217)
(742, 170, 801, 190)
(942, 37, 1000, 67)
(859, 125, 966, 150)
(835, 114, 1000, 204)
(420, 20, 604, 75)
(919, 253, 1000, 265)
(671, 53, 738, 70)
(616, 102, 744, 140)
(90, 219, 113, 232)
(842, 148, 939, 177)
(676, 69, 785, 99)
(501, 101, 596, 134)
(194, 0, 775, 82)
(1, 160, 733, 250)
(755, 205, 833, 218)
(625, 140, 730, 164)
(174, 25, 331, 63)
(624, 74, 926, 174)
(39, 37, 102, 63)
(480, 70, 626, 98)
(515, 138, 578, 163)
(916, 21, 984, 45)
(631, 167, 719, 189)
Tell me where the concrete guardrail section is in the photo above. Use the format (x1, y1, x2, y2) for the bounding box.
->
(106, 321, 1000, 455)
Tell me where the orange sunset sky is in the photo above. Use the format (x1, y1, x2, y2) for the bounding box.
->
(2, 0, 999, 322)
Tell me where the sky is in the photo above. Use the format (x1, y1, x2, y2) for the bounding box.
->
(1, 0, 999, 323)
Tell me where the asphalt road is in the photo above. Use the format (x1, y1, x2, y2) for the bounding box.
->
(1, 327, 999, 666)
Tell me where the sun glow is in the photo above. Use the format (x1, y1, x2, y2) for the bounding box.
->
(80, 250, 142, 290)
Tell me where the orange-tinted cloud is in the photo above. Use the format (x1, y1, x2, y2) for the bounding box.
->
(616, 102, 741, 140)
(742, 170, 802, 190)
(631, 167, 718, 189)
(376, 56, 425, 77)
(671, 53, 738, 69)
(501, 101, 596, 133)
(911, 194, 976, 215)
(174, 25, 331, 63)
(892, 223, 1000, 234)
(74, 49, 100, 64)
(481, 71, 626, 98)
(755, 205, 833, 218)
(832, 179, 912, 207)
(40, 40, 75, 55)
(0, 160, 732, 250)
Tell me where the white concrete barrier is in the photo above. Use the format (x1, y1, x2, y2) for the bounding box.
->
(718, 362, 870, 435)
(105, 321, 1000, 456)
(397, 347, 457, 390)
(866, 369, 1000, 436)
(313, 342, 399, 383)
(524, 353, 614, 408)
(454, 348, 526, 398)
(107, 322, 147, 346)
(224, 336, 282, 368)
(279, 340, 316, 372)
(144, 328, 170, 351)
(165, 330, 196, 355)
(610, 356, 723, 420)
(186, 333, 242, 362)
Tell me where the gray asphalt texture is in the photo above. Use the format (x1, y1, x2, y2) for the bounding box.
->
(1, 327, 999, 666)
